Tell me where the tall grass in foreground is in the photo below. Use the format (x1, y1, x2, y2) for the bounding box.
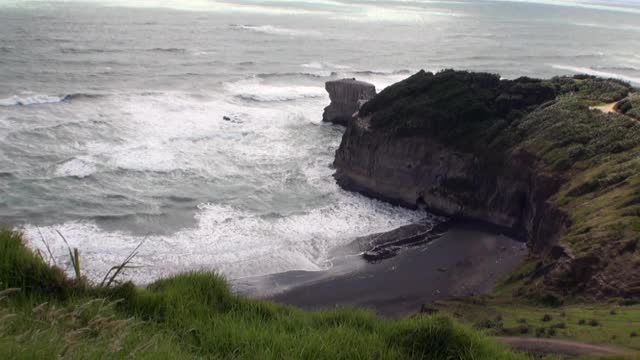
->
(0, 229, 526, 359)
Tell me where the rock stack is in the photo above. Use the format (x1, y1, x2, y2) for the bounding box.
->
(322, 79, 376, 126)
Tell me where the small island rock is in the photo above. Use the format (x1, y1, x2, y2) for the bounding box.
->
(322, 79, 376, 126)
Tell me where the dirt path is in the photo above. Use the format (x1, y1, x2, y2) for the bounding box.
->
(497, 336, 631, 356)
(590, 101, 619, 114)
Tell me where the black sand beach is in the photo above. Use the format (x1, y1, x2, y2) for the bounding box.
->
(235, 224, 528, 317)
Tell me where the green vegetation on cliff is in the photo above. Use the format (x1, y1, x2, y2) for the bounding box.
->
(505, 86, 640, 298)
(437, 296, 640, 353)
(360, 70, 553, 146)
(357, 69, 640, 299)
(0, 229, 523, 359)
(359, 70, 631, 152)
(616, 93, 640, 120)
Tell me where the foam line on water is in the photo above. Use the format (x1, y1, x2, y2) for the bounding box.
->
(54, 157, 97, 178)
(230, 24, 322, 37)
(22, 198, 424, 284)
(225, 79, 327, 102)
(0, 94, 67, 107)
(550, 64, 640, 85)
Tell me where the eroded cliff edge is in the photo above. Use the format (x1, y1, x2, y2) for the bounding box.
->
(333, 70, 640, 299)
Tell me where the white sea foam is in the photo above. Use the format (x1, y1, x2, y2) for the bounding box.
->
(301, 62, 351, 70)
(0, 94, 67, 106)
(14, 83, 427, 285)
(23, 199, 422, 284)
(345, 71, 414, 91)
(230, 24, 321, 37)
(225, 79, 326, 102)
(71, 88, 325, 177)
(54, 157, 97, 178)
(0, 92, 102, 106)
(550, 64, 640, 85)
(301, 62, 324, 69)
(335, 5, 465, 22)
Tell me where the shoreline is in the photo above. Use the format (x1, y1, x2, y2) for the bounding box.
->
(234, 223, 528, 318)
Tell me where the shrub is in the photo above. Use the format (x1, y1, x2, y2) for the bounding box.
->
(475, 318, 503, 330)
(388, 316, 521, 359)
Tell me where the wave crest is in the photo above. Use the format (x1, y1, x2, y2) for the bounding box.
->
(0, 93, 103, 107)
(0, 94, 67, 107)
(550, 64, 640, 85)
(54, 157, 97, 179)
(226, 80, 325, 102)
(230, 24, 320, 37)
(256, 72, 326, 80)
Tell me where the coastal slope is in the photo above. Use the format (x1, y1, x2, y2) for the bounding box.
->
(333, 70, 640, 299)
(0, 229, 524, 359)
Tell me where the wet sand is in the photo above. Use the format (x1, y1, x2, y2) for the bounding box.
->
(234, 224, 528, 318)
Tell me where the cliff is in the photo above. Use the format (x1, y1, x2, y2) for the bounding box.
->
(322, 79, 376, 126)
(333, 69, 640, 299)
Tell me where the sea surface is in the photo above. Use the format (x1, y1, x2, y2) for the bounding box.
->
(1, 0, 639, 284)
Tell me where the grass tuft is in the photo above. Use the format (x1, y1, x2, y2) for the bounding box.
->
(0, 229, 69, 299)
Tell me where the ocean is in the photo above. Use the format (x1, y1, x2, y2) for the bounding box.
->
(1, 0, 639, 284)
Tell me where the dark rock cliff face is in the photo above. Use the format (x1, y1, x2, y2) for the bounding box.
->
(322, 79, 376, 126)
(332, 69, 640, 298)
(334, 116, 566, 252)
(334, 70, 566, 250)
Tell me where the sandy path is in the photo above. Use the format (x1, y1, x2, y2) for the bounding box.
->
(590, 101, 618, 114)
(497, 336, 630, 356)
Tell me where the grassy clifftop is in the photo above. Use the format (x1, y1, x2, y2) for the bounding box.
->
(0, 229, 522, 359)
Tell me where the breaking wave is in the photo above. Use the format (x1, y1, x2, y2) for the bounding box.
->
(230, 24, 320, 37)
(225, 80, 326, 102)
(0, 93, 103, 107)
(23, 199, 424, 283)
(256, 72, 327, 80)
(0, 94, 68, 107)
(351, 69, 412, 76)
(301, 62, 352, 70)
(54, 157, 97, 179)
(550, 64, 640, 85)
